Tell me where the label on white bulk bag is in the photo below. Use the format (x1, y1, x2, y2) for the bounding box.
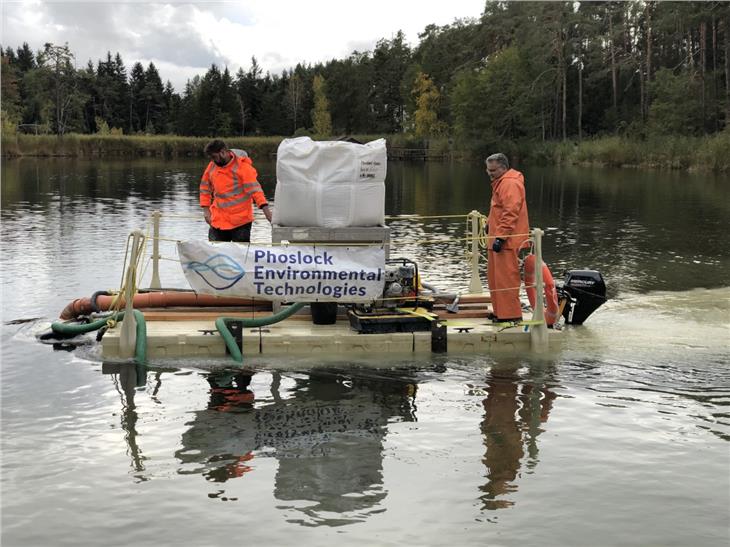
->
(359, 159, 384, 181)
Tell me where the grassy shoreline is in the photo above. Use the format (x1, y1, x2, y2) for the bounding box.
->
(527, 133, 730, 172)
(2, 132, 729, 171)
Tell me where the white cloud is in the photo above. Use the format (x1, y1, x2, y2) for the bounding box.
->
(1, 0, 484, 91)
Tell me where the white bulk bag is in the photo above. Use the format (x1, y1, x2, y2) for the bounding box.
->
(273, 137, 386, 227)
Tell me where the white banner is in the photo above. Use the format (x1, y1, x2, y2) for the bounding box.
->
(177, 241, 385, 302)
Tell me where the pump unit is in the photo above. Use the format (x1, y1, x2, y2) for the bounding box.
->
(347, 258, 435, 333)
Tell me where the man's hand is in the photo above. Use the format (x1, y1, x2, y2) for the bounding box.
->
(492, 238, 505, 253)
(262, 205, 273, 223)
(203, 208, 212, 225)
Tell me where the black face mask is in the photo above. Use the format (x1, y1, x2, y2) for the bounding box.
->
(213, 158, 228, 167)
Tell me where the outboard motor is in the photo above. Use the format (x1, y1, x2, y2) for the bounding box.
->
(558, 270, 607, 325)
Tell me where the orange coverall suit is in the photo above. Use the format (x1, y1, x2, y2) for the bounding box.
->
(200, 152, 268, 232)
(487, 168, 530, 320)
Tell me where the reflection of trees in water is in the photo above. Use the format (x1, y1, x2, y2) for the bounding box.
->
(174, 368, 418, 525)
(478, 364, 557, 510)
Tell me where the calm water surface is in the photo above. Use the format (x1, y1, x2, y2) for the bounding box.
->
(1, 157, 729, 546)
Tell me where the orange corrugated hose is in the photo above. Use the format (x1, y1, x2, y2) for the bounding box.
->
(59, 292, 269, 320)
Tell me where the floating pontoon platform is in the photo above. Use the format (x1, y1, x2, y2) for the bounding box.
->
(100, 295, 560, 360)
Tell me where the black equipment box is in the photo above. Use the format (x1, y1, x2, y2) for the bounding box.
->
(347, 308, 434, 334)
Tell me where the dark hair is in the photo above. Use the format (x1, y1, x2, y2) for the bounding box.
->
(204, 139, 227, 156)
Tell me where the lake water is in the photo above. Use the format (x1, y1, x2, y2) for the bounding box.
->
(1, 157, 728, 546)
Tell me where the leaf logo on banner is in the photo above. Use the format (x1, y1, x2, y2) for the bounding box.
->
(184, 253, 245, 290)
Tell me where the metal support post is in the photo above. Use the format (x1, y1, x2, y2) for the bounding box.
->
(530, 228, 549, 352)
(468, 210, 484, 294)
(150, 210, 161, 289)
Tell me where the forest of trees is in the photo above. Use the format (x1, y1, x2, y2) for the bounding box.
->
(2, 1, 729, 150)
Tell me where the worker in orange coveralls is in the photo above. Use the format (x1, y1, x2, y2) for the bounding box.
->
(485, 153, 530, 322)
(200, 139, 272, 242)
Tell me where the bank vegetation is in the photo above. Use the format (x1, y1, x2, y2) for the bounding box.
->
(2, 2, 730, 171)
(4, 132, 729, 172)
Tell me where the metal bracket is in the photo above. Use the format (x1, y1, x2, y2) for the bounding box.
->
(223, 320, 243, 356)
(431, 323, 447, 353)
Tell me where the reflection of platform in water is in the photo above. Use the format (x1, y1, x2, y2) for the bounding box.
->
(104, 357, 559, 522)
(101, 296, 560, 361)
(175, 370, 417, 521)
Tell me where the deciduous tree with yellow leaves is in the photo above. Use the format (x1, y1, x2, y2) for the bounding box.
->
(311, 74, 332, 137)
(412, 71, 445, 138)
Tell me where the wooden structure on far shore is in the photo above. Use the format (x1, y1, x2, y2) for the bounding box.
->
(387, 147, 448, 161)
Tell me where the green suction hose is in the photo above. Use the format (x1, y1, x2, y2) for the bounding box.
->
(52, 301, 308, 367)
(215, 302, 307, 363)
(52, 310, 147, 366)
(52, 315, 116, 336)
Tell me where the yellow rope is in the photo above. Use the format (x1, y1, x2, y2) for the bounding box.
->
(138, 210, 546, 305)
(139, 256, 153, 284)
(149, 233, 532, 247)
(437, 319, 544, 327)
(131, 234, 147, 293)
(161, 212, 473, 222)
(386, 214, 470, 220)
(136, 226, 152, 284)
(159, 213, 204, 220)
(117, 233, 132, 294)
(493, 319, 545, 329)
(485, 232, 532, 240)
(109, 233, 135, 312)
(375, 294, 438, 303)
(488, 284, 535, 292)
(111, 232, 147, 315)
(465, 212, 489, 249)
(393, 307, 438, 321)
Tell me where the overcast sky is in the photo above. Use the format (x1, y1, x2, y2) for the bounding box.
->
(2, 0, 486, 91)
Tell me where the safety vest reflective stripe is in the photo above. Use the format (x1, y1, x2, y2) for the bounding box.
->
(231, 162, 240, 194)
(215, 182, 261, 199)
(217, 189, 263, 208)
(200, 165, 214, 204)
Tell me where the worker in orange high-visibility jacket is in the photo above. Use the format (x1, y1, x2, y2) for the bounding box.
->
(200, 139, 272, 242)
(485, 153, 530, 322)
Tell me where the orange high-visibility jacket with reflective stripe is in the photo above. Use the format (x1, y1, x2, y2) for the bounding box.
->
(487, 168, 530, 249)
(200, 152, 268, 230)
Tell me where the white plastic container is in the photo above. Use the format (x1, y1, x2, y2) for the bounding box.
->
(273, 137, 387, 228)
